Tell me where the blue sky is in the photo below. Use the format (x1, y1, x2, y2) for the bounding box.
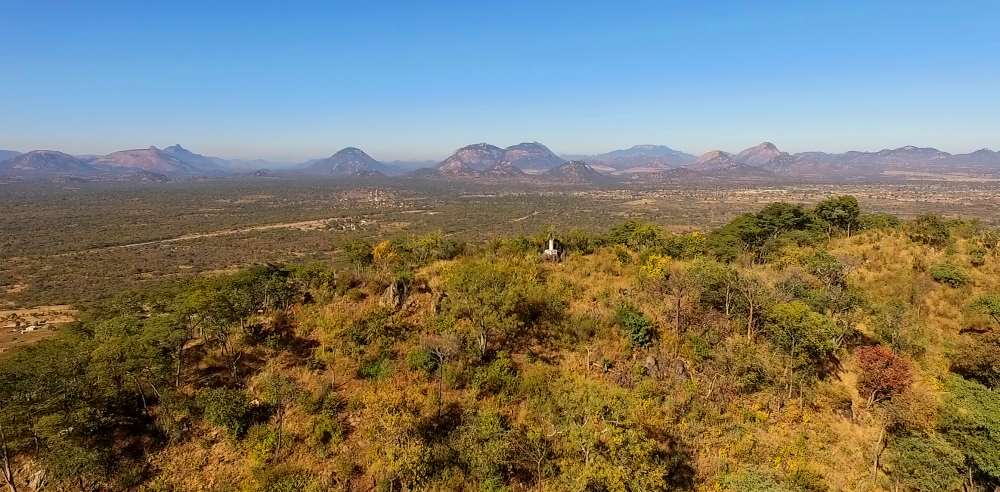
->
(2, 1, 998, 161)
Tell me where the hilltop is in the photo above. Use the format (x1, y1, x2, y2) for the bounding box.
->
(2, 196, 998, 490)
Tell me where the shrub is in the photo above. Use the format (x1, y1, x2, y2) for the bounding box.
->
(471, 352, 518, 397)
(303, 383, 345, 415)
(855, 345, 913, 403)
(929, 263, 969, 287)
(197, 388, 255, 439)
(787, 468, 829, 492)
(407, 348, 439, 374)
(244, 424, 279, 465)
(357, 355, 392, 379)
(719, 469, 795, 492)
(613, 244, 633, 264)
(253, 466, 318, 492)
(615, 304, 655, 348)
(308, 414, 346, 451)
(554, 313, 601, 344)
(970, 247, 987, 267)
(344, 306, 396, 351)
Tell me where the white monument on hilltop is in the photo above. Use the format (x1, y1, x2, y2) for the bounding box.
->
(541, 237, 563, 262)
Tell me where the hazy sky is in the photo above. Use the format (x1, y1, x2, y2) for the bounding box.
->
(2, 0, 998, 161)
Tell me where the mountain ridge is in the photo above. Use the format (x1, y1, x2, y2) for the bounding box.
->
(4, 141, 1000, 182)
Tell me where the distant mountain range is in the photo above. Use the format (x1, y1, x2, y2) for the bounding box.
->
(2, 141, 999, 183)
(572, 145, 696, 172)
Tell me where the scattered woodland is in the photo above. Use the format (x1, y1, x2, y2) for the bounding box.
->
(2, 195, 1000, 491)
(5, 179, 1000, 310)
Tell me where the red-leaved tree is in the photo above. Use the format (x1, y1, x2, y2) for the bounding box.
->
(856, 345, 913, 405)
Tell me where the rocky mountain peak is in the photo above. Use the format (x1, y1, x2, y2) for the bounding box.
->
(439, 143, 506, 172)
(306, 147, 383, 176)
(736, 142, 787, 167)
(501, 142, 564, 171)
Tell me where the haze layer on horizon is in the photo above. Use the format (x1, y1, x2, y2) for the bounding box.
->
(2, 0, 998, 161)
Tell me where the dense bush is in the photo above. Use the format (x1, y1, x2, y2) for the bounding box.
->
(609, 220, 668, 250)
(951, 333, 1000, 388)
(197, 388, 256, 439)
(938, 375, 1000, 484)
(438, 258, 565, 358)
(451, 406, 514, 484)
(342, 238, 374, 266)
(471, 352, 519, 398)
(872, 301, 928, 357)
(859, 212, 902, 231)
(884, 433, 966, 492)
(929, 262, 969, 287)
(616, 304, 655, 348)
(708, 202, 826, 263)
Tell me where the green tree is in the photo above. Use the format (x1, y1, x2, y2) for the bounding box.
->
(938, 375, 1000, 484)
(257, 372, 303, 455)
(814, 195, 861, 236)
(438, 259, 561, 359)
(341, 238, 374, 266)
(764, 301, 845, 380)
(884, 433, 965, 492)
(909, 215, 951, 248)
(197, 388, 255, 439)
(970, 294, 1000, 327)
(689, 258, 738, 316)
